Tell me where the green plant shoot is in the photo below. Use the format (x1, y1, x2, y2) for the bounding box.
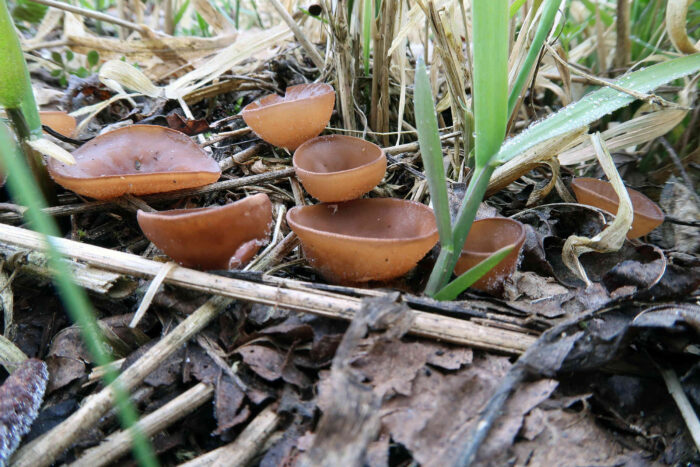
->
(0, 0, 41, 138)
(433, 245, 514, 301)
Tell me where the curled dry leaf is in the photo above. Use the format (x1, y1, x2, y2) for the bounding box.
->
(562, 133, 633, 286)
(666, 0, 700, 54)
(0, 359, 48, 464)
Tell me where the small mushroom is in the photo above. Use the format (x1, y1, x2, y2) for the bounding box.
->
(571, 177, 664, 239)
(137, 193, 273, 270)
(40, 111, 76, 137)
(454, 217, 526, 294)
(47, 125, 221, 199)
(242, 83, 335, 150)
(293, 134, 386, 202)
(287, 198, 438, 283)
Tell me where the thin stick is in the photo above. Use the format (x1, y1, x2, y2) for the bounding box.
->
(70, 383, 214, 467)
(11, 295, 233, 467)
(544, 42, 680, 108)
(180, 404, 280, 467)
(129, 262, 177, 328)
(244, 204, 286, 271)
(0, 168, 297, 222)
(267, 0, 324, 69)
(659, 366, 700, 451)
(253, 231, 299, 273)
(27, 0, 149, 34)
(218, 143, 263, 170)
(203, 127, 252, 148)
(0, 223, 536, 354)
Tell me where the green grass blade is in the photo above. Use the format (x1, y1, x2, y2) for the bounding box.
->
(495, 53, 700, 164)
(433, 244, 514, 301)
(362, 0, 371, 75)
(472, 0, 509, 168)
(509, 0, 527, 18)
(508, 0, 563, 117)
(0, 0, 41, 138)
(414, 57, 453, 250)
(0, 124, 158, 467)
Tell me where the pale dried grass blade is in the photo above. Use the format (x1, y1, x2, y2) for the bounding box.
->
(69, 34, 236, 64)
(487, 127, 587, 195)
(70, 93, 142, 135)
(558, 108, 688, 165)
(167, 24, 292, 99)
(26, 138, 75, 165)
(192, 0, 236, 35)
(387, 0, 449, 56)
(129, 262, 177, 328)
(24, 8, 63, 45)
(666, 0, 700, 54)
(99, 60, 162, 97)
(562, 133, 633, 286)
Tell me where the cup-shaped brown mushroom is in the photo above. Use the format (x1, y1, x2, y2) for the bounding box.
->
(293, 135, 386, 202)
(40, 111, 76, 137)
(242, 83, 335, 150)
(454, 217, 526, 294)
(287, 198, 438, 283)
(47, 125, 221, 199)
(571, 177, 664, 239)
(137, 193, 273, 270)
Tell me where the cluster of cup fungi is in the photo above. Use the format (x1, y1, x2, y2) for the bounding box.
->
(36, 82, 664, 294)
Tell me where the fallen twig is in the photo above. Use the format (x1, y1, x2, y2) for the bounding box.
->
(179, 404, 280, 467)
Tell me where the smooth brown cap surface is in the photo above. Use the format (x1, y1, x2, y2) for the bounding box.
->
(48, 125, 221, 199)
(242, 83, 335, 150)
(287, 198, 438, 283)
(137, 193, 273, 270)
(454, 217, 526, 294)
(40, 111, 77, 137)
(293, 135, 386, 202)
(571, 177, 664, 238)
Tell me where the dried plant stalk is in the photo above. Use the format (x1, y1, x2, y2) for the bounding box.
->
(70, 383, 214, 467)
(323, 0, 356, 131)
(180, 405, 280, 467)
(0, 223, 536, 354)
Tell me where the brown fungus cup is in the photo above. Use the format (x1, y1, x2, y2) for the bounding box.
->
(571, 177, 664, 239)
(137, 193, 273, 270)
(293, 134, 386, 202)
(242, 83, 335, 150)
(287, 198, 438, 283)
(454, 217, 526, 295)
(40, 111, 77, 137)
(47, 125, 221, 199)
